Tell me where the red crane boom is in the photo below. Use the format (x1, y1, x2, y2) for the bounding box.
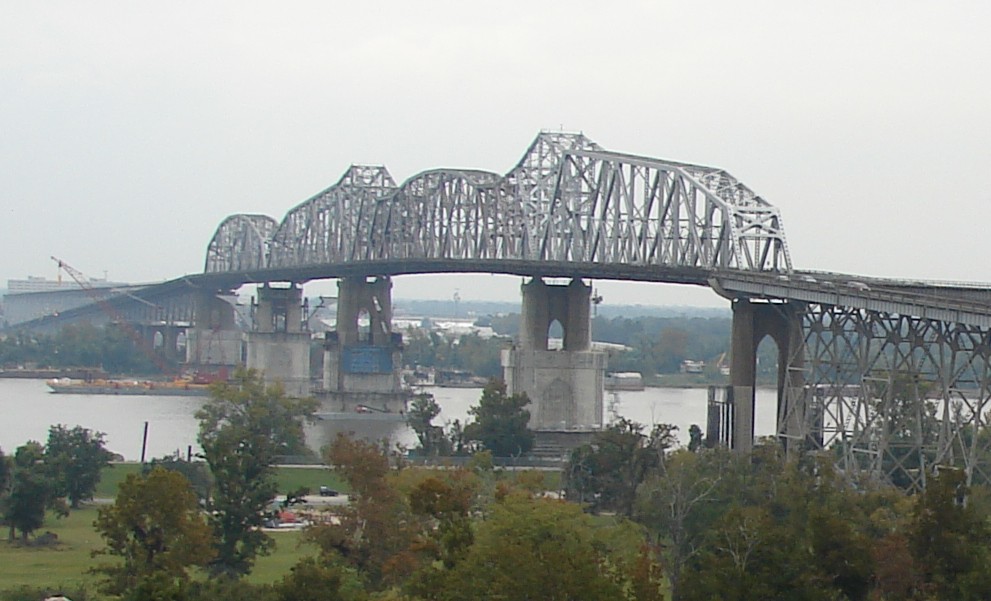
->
(50, 256, 175, 376)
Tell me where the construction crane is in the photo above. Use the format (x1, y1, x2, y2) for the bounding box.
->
(591, 288, 603, 317)
(50, 256, 175, 376)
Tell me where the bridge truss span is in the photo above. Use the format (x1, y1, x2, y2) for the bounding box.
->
(204, 214, 279, 274)
(204, 132, 793, 281)
(782, 303, 991, 490)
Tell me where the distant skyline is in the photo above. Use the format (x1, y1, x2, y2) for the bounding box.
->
(3, 2, 989, 309)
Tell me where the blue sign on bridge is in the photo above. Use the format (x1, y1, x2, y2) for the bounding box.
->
(342, 345, 393, 374)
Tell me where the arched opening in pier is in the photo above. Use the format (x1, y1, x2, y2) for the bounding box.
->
(754, 334, 782, 441)
(357, 308, 371, 343)
(548, 319, 564, 350)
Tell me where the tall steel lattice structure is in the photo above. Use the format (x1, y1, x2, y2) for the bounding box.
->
(205, 214, 279, 273)
(778, 302, 991, 491)
(204, 132, 792, 276)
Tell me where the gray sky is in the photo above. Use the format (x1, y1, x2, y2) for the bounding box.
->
(3, 1, 989, 309)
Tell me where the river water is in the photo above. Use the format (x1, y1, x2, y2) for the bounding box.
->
(0, 379, 777, 460)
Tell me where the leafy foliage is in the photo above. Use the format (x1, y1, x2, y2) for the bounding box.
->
(271, 557, 366, 601)
(196, 367, 317, 577)
(0, 448, 10, 505)
(91, 467, 214, 595)
(403, 330, 507, 379)
(144, 455, 213, 502)
(564, 418, 677, 516)
(406, 393, 451, 456)
(1, 442, 66, 541)
(432, 494, 655, 601)
(44, 424, 115, 508)
(909, 468, 991, 600)
(310, 434, 416, 588)
(464, 379, 533, 457)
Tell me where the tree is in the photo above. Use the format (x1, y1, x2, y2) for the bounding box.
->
(196, 368, 317, 577)
(687, 424, 703, 452)
(675, 457, 877, 601)
(434, 494, 654, 601)
(0, 447, 10, 500)
(635, 448, 737, 600)
(402, 469, 481, 599)
(44, 424, 115, 508)
(407, 393, 450, 456)
(909, 468, 991, 600)
(91, 467, 214, 595)
(464, 379, 533, 457)
(1, 442, 66, 541)
(309, 434, 416, 588)
(564, 419, 676, 516)
(145, 455, 213, 502)
(271, 557, 362, 601)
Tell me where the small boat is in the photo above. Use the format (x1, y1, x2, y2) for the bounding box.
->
(604, 372, 645, 391)
(435, 369, 487, 388)
(47, 377, 212, 396)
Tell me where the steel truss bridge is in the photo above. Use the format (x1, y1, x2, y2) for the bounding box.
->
(14, 132, 991, 490)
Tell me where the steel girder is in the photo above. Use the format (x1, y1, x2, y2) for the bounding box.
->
(204, 132, 792, 276)
(204, 214, 279, 273)
(782, 303, 991, 491)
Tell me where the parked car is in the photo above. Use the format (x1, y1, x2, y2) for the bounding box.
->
(319, 485, 339, 497)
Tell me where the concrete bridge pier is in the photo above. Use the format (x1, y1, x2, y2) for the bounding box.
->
(729, 298, 806, 454)
(186, 290, 243, 374)
(320, 276, 406, 413)
(245, 283, 311, 397)
(502, 278, 606, 448)
(137, 323, 184, 363)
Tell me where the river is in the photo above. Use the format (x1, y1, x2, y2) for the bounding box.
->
(0, 379, 778, 460)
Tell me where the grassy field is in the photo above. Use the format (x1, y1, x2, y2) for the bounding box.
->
(0, 464, 338, 597)
(0, 507, 105, 593)
(0, 506, 320, 598)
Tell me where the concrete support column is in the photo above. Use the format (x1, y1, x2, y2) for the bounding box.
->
(134, 324, 156, 357)
(334, 276, 393, 347)
(245, 284, 311, 397)
(186, 289, 242, 370)
(162, 325, 180, 363)
(730, 300, 757, 454)
(320, 276, 406, 413)
(503, 277, 604, 431)
(729, 298, 806, 454)
(518, 278, 592, 351)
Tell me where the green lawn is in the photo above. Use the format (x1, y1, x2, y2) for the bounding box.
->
(0, 507, 320, 598)
(273, 465, 347, 496)
(93, 462, 142, 498)
(247, 530, 319, 585)
(0, 465, 335, 598)
(0, 507, 105, 593)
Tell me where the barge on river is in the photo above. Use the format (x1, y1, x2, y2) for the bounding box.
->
(47, 378, 212, 396)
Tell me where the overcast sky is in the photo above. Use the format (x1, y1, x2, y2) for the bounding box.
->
(2, 1, 989, 309)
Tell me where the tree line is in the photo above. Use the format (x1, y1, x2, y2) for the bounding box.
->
(0, 324, 162, 374)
